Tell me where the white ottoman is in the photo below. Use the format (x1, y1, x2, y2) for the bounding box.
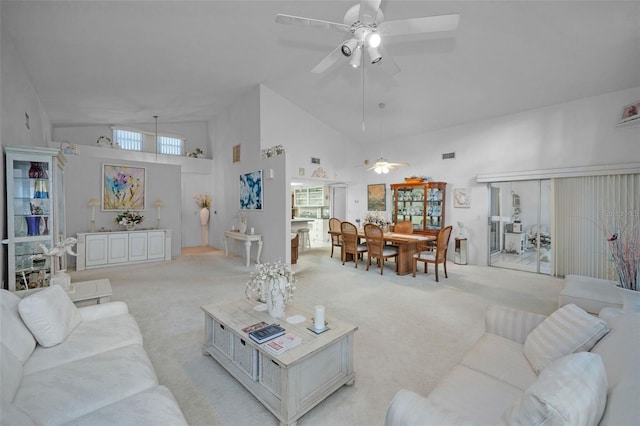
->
(559, 275, 622, 314)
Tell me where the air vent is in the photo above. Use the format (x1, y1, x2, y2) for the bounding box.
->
(442, 152, 456, 160)
(311, 157, 320, 164)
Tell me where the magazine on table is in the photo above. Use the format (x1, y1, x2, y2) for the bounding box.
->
(264, 333, 302, 355)
(241, 321, 269, 333)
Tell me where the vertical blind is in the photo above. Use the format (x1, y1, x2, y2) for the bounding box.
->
(553, 174, 639, 279)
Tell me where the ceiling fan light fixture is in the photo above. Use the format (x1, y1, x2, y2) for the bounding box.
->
(367, 45, 382, 64)
(367, 31, 381, 48)
(349, 45, 362, 68)
(341, 38, 358, 57)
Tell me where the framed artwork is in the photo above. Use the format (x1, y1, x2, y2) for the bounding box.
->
(453, 188, 471, 208)
(102, 164, 146, 211)
(240, 170, 263, 210)
(367, 184, 386, 211)
(619, 101, 640, 124)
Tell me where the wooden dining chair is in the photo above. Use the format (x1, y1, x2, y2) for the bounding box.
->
(364, 223, 398, 275)
(393, 221, 413, 234)
(412, 225, 453, 282)
(329, 217, 343, 258)
(341, 221, 368, 268)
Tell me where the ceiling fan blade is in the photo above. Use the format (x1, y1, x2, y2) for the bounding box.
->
(379, 13, 460, 36)
(375, 45, 401, 75)
(310, 44, 344, 74)
(275, 14, 351, 33)
(388, 162, 410, 167)
(358, 0, 382, 24)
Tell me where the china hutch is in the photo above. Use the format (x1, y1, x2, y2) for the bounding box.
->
(391, 181, 447, 237)
(5, 146, 66, 291)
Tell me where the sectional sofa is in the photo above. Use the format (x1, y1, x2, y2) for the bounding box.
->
(386, 304, 639, 425)
(0, 285, 187, 425)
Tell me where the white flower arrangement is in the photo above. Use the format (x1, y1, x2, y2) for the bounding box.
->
(364, 212, 388, 228)
(114, 210, 144, 226)
(245, 260, 296, 302)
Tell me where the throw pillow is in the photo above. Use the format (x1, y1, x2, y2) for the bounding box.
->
(501, 352, 608, 426)
(524, 303, 610, 373)
(18, 285, 80, 347)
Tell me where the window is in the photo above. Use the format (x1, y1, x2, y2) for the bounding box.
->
(112, 126, 186, 156)
(158, 136, 183, 156)
(113, 129, 143, 151)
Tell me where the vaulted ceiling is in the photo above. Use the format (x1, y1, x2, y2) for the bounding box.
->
(3, 1, 639, 145)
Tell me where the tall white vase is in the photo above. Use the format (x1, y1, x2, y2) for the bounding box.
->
(266, 277, 287, 319)
(239, 217, 247, 234)
(199, 208, 210, 246)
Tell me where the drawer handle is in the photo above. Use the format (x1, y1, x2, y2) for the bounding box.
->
(219, 324, 225, 330)
(271, 360, 279, 366)
(240, 339, 246, 346)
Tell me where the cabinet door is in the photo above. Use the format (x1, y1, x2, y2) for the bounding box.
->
(394, 186, 425, 231)
(147, 231, 166, 260)
(129, 232, 148, 262)
(86, 234, 108, 267)
(108, 233, 128, 264)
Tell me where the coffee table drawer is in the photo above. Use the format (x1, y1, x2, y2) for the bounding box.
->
(232, 334, 258, 380)
(212, 320, 232, 358)
(259, 353, 282, 397)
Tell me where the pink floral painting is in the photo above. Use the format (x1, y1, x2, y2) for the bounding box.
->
(102, 164, 146, 211)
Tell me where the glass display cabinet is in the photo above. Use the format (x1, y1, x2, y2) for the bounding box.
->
(5, 146, 66, 291)
(391, 181, 447, 237)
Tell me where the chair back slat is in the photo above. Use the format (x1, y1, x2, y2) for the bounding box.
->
(393, 221, 413, 234)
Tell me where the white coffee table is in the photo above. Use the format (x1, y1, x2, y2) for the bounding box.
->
(202, 300, 358, 426)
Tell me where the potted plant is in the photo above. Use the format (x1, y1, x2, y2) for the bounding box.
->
(245, 260, 296, 318)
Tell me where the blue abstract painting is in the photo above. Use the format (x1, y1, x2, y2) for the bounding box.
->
(240, 170, 263, 210)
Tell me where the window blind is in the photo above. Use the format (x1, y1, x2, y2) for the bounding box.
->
(553, 174, 639, 279)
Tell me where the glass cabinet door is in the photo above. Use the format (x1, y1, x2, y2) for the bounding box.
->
(425, 186, 444, 231)
(5, 146, 64, 291)
(394, 186, 425, 231)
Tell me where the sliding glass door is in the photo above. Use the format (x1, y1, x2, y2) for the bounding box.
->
(488, 179, 551, 274)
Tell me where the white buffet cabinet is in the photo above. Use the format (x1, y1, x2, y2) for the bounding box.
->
(75, 229, 172, 271)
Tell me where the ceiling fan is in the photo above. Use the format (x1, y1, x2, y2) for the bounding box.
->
(275, 0, 460, 74)
(365, 157, 410, 174)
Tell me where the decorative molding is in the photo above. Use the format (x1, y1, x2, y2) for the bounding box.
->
(476, 163, 640, 183)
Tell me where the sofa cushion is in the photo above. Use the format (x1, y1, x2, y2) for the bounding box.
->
(24, 312, 143, 375)
(0, 289, 36, 362)
(1, 343, 24, 403)
(590, 313, 640, 425)
(14, 344, 158, 425)
(18, 285, 81, 347)
(524, 303, 610, 373)
(428, 365, 522, 425)
(385, 389, 476, 426)
(501, 352, 608, 426)
(461, 333, 537, 390)
(61, 385, 188, 426)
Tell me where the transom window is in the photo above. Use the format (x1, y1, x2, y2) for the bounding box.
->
(112, 126, 186, 156)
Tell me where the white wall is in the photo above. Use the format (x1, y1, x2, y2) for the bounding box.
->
(1, 31, 53, 286)
(382, 87, 640, 265)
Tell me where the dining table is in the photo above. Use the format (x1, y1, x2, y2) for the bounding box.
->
(328, 229, 436, 275)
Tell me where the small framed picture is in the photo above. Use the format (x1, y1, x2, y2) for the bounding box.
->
(619, 101, 640, 124)
(453, 188, 471, 208)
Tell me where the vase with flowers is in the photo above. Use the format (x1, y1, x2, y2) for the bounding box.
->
(194, 193, 212, 226)
(605, 218, 640, 312)
(114, 210, 144, 231)
(245, 260, 296, 319)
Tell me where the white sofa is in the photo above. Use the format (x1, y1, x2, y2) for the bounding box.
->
(386, 304, 640, 425)
(0, 286, 187, 425)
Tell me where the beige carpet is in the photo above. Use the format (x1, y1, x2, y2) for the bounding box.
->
(69, 247, 563, 426)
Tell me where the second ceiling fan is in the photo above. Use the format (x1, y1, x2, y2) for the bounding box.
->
(275, 0, 460, 74)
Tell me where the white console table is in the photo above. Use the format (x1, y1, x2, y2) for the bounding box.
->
(76, 229, 171, 271)
(223, 231, 262, 267)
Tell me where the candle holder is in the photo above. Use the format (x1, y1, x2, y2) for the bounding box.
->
(88, 198, 100, 232)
